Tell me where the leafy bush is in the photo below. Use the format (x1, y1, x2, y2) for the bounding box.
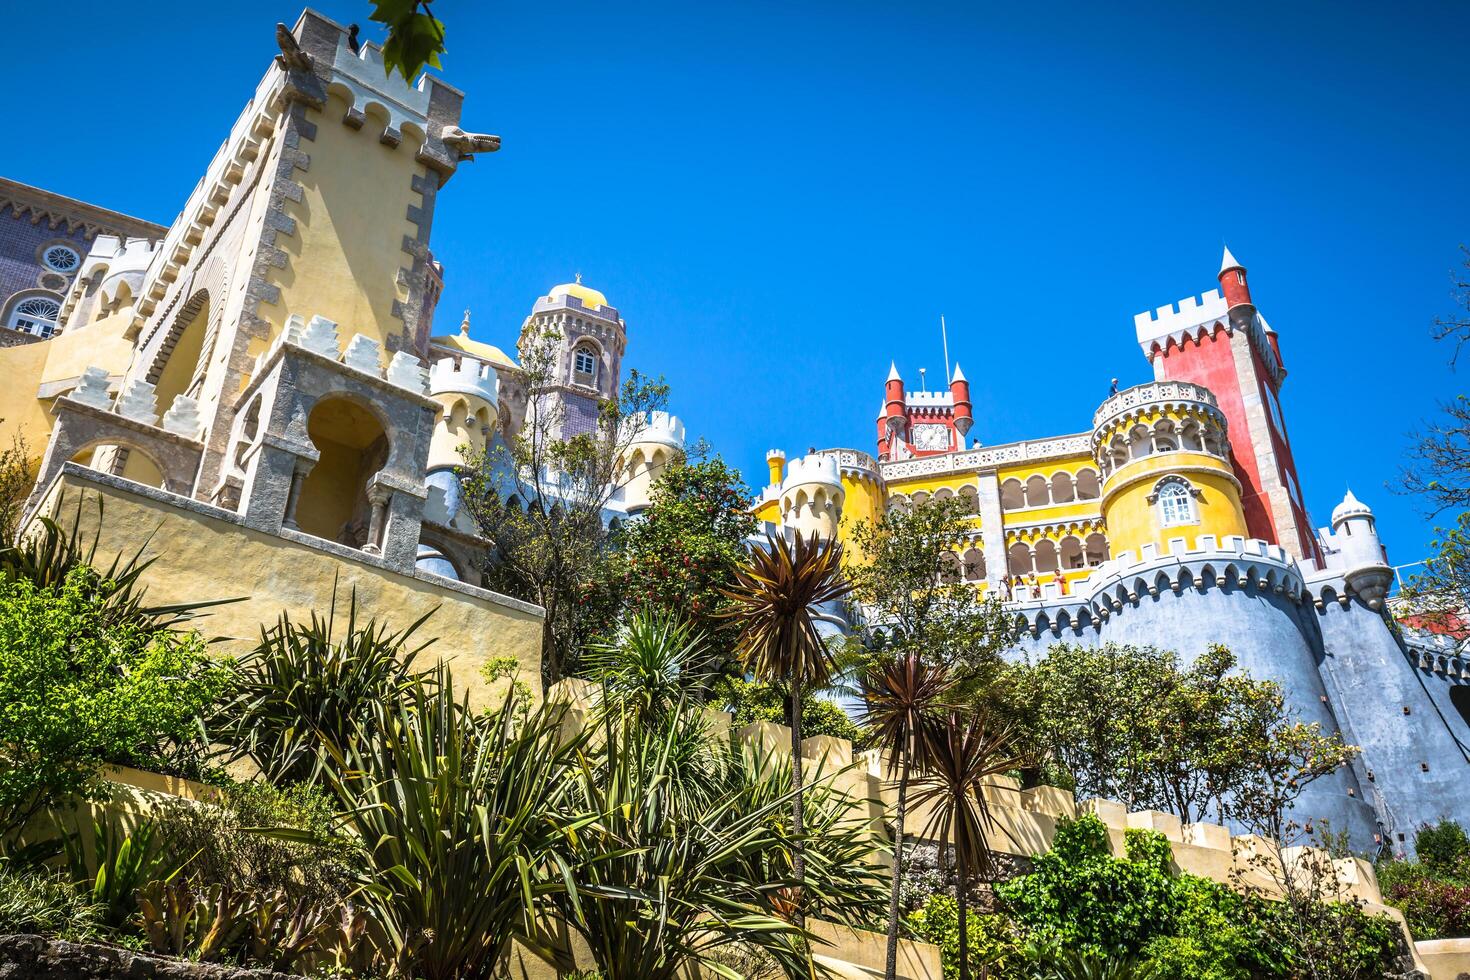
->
(154, 780, 355, 904)
(906, 894, 1025, 980)
(63, 814, 183, 929)
(0, 863, 103, 939)
(0, 567, 227, 837)
(1415, 819, 1470, 873)
(716, 674, 865, 742)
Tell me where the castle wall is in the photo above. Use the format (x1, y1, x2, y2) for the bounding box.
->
(1095, 580, 1380, 846)
(1315, 598, 1470, 852)
(34, 465, 544, 707)
(260, 89, 429, 354)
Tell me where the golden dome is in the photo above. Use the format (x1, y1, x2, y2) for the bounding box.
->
(429, 311, 517, 368)
(548, 274, 609, 311)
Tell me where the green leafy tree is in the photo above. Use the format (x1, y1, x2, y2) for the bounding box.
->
(583, 609, 709, 726)
(845, 496, 1012, 692)
(459, 323, 669, 687)
(1009, 643, 1295, 824)
(597, 456, 756, 660)
(715, 673, 866, 742)
(0, 567, 227, 840)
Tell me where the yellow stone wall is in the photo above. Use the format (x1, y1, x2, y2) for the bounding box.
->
(260, 89, 426, 350)
(33, 469, 545, 706)
(1101, 452, 1248, 556)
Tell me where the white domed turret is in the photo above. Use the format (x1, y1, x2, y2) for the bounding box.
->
(780, 453, 845, 539)
(1332, 489, 1373, 527)
(620, 411, 686, 513)
(1327, 489, 1391, 608)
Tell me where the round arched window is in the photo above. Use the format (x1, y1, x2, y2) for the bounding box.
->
(574, 346, 597, 378)
(8, 297, 62, 337)
(42, 245, 81, 273)
(1155, 477, 1196, 527)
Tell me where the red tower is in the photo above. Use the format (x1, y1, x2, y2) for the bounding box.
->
(875, 362, 972, 460)
(1135, 247, 1317, 562)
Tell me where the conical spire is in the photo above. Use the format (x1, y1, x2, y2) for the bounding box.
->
(887, 361, 901, 382)
(1220, 245, 1244, 274)
(951, 362, 967, 383)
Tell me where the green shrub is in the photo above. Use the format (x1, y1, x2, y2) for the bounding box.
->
(154, 780, 355, 904)
(0, 863, 103, 940)
(1415, 820, 1470, 873)
(715, 674, 865, 742)
(906, 894, 1024, 980)
(0, 567, 228, 837)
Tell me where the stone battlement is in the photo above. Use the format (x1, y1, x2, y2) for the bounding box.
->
(782, 453, 843, 490)
(1134, 288, 1229, 346)
(1092, 379, 1221, 431)
(623, 410, 685, 448)
(430, 355, 498, 402)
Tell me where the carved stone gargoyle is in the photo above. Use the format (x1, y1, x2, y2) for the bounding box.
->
(441, 126, 502, 159)
(274, 23, 315, 73)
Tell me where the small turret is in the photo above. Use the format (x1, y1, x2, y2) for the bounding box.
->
(1218, 245, 1252, 310)
(766, 448, 786, 488)
(1323, 490, 1391, 607)
(779, 453, 845, 540)
(619, 411, 685, 513)
(950, 363, 973, 437)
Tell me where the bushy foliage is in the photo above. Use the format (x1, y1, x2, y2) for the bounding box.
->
(0, 863, 103, 940)
(906, 894, 1025, 980)
(978, 814, 1400, 980)
(213, 598, 432, 784)
(0, 567, 227, 836)
(1377, 820, 1470, 940)
(716, 673, 865, 742)
(597, 456, 756, 656)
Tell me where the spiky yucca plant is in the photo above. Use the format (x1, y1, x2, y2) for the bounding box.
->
(582, 608, 709, 725)
(721, 531, 852, 919)
(310, 665, 582, 980)
(213, 595, 433, 784)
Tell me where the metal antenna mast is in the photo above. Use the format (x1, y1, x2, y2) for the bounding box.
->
(941, 314, 951, 384)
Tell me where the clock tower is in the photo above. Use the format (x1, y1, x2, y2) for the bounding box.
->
(875, 362, 973, 461)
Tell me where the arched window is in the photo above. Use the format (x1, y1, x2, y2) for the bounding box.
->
(8, 296, 62, 337)
(574, 345, 597, 379)
(1154, 476, 1197, 528)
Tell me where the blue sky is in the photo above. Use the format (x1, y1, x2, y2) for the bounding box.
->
(5, 1, 1467, 566)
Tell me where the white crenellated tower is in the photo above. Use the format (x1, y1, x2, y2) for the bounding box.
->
(1318, 489, 1392, 609)
(618, 410, 686, 513)
(779, 453, 845, 539)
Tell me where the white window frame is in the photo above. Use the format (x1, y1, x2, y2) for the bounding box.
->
(1151, 475, 1199, 528)
(7, 296, 62, 338)
(574, 346, 597, 378)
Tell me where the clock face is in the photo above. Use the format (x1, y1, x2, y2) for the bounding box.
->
(912, 424, 951, 452)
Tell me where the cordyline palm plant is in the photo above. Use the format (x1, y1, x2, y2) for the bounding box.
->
(212, 594, 433, 784)
(562, 702, 885, 979)
(721, 531, 851, 920)
(911, 710, 1025, 980)
(859, 652, 957, 980)
(301, 664, 582, 980)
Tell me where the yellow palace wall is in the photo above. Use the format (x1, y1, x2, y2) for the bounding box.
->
(1101, 453, 1248, 555)
(33, 467, 545, 707)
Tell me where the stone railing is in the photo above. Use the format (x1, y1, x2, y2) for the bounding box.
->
(879, 433, 1092, 481)
(1091, 380, 1219, 431)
